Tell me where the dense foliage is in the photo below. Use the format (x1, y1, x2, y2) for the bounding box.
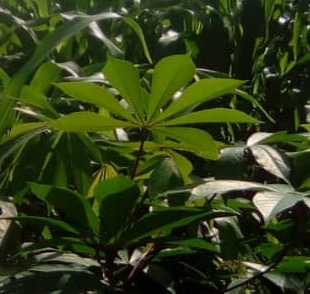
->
(0, 0, 310, 293)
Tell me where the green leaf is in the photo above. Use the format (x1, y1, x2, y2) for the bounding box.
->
(56, 82, 136, 123)
(19, 86, 58, 117)
(124, 17, 153, 64)
(121, 207, 214, 243)
(250, 145, 291, 183)
(190, 180, 275, 202)
(155, 127, 219, 160)
(103, 57, 144, 121)
(95, 176, 140, 243)
(0, 12, 121, 135)
(16, 216, 80, 235)
(30, 62, 61, 94)
(158, 108, 259, 126)
(47, 111, 134, 132)
(148, 157, 183, 198)
(147, 55, 195, 121)
(234, 89, 275, 123)
(29, 183, 99, 234)
(155, 78, 243, 123)
(168, 238, 218, 252)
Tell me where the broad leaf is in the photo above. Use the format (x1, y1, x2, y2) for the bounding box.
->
(56, 82, 136, 123)
(250, 145, 291, 183)
(47, 111, 134, 132)
(147, 55, 195, 121)
(95, 176, 140, 243)
(30, 183, 99, 234)
(253, 189, 306, 222)
(158, 108, 259, 126)
(148, 157, 183, 198)
(103, 57, 144, 121)
(155, 78, 243, 123)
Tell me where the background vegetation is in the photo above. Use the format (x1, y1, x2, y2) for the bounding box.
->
(0, 0, 310, 293)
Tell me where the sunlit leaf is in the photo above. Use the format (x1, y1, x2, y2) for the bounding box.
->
(103, 57, 144, 121)
(155, 78, 243, 123)
(147, 55, 195, 121)
(158, 108, 259, 126)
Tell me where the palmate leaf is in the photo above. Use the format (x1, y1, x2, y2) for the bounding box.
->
(47, 111, 134, 132)
(155, 127, 219, 160)
(56, 82, 137, 123)
(147, 55, 195, 122)
(103, 57, 145, 122)
(153, 78, 243, 123)
(157, 108, 259, 126)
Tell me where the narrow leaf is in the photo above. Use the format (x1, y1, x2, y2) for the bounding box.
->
(190, 180, 275, 202)
(155, 127, 219, 160)
(147, 55, 195, 121)
(124, 17, 153, 64)
(155, 78, 243, 123)
(103, 57, 144, 121)
(47, 112, 134, 132)
(56, 82, 137, 123)
(158, 108, 259, 126)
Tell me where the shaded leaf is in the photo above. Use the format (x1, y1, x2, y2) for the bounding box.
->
(148, 157, 183, 198)
(29, 183, 99, 234)
(95, 176, 140, 243)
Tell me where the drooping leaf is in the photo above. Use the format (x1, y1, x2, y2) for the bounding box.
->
(158, 108, 259, 126)
(103, 57, 144, 121)
(16, 216, 80, 235)
(250, 145, 291, 183)
(190, 180, 275, 202)
(155, 78, 243, 123)
(47, 111, 134, 132)
(253, 189, 305, 222)
(95, 176, 140, 243)
(124, 17, 153, 64)
(29, 183, 99, 234)
(57, 82, 137, 123)
(147, 55, 195, 121)
(155, 127, 219, 160)
(148, 157, 183, 198)
(0, 12, 121, 135)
